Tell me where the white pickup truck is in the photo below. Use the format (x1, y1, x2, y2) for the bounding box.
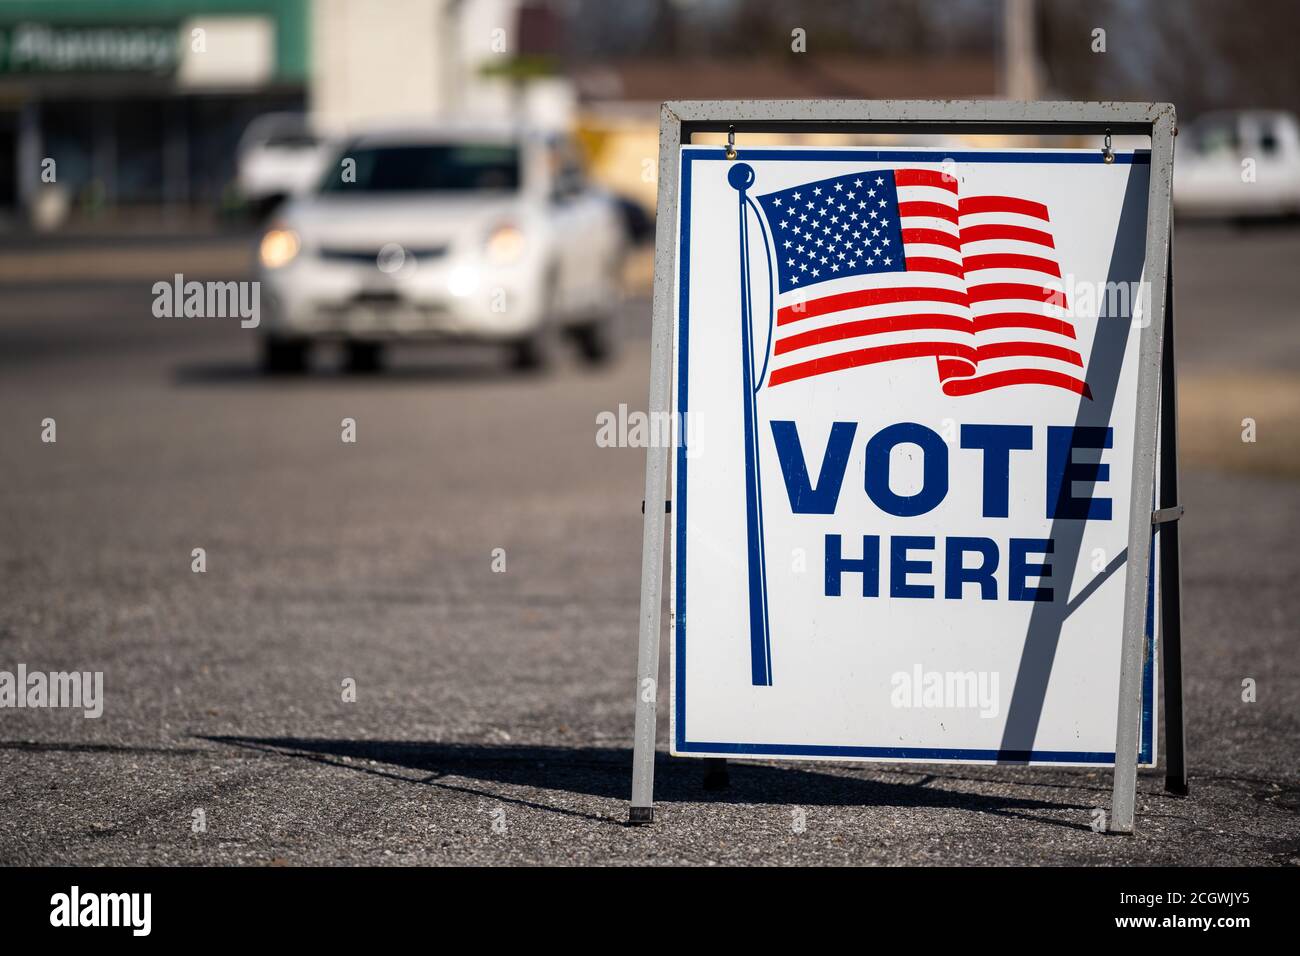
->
(1174, 110, 1300, 220)
(236, 113, 334, 219)
(254, 122, 627, 373)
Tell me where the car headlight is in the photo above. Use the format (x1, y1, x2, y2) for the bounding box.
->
(259, 227, 300, 269)
(484, 224, 525, 265)
(447, 264, 479, 298)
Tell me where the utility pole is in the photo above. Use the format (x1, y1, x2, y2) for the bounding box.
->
(1003, 0, 1042, 100)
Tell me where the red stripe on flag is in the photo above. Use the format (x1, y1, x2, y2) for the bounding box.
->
(893, 169, 958, 193)
(959, 224, 1055, 248)
(774, 313, 974, 355)
(777, 286, 970, 325)
(973, 312, 1077, 338)
(967, 282, 1067, 306)
(958, 196, 1050, 220)
(936, 357, 972, 380)
(769, 341, 978, 387)
(898, 201, 958, 224)
(962, 253, 1061, 277)
(901, 227, 960, 250)
(941, 368, 1092, 398)
(905, 256, 965, 277)
(974, 341, 1084, 367)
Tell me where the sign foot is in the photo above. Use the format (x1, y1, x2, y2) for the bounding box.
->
(703, 757, 730, 791)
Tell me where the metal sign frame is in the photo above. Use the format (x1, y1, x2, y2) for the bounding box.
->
(629, 99, 1182, 835)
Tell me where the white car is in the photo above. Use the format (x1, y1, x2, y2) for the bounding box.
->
(1174, 110, 1300, 219)
(236, 113, 333, 218)
(254, 124, 627, 372)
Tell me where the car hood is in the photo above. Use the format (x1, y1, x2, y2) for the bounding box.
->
(280, 193, 527, 250)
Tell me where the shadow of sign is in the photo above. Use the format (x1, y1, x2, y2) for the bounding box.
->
(997, 163, 1152, 761)
(203, 736, 1094, 829)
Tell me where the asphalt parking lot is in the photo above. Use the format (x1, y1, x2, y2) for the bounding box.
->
(0, 225, 1297, 865)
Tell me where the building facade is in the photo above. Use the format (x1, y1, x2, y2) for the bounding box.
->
(0, 0, 531, 224)
(0, 0, 313, 221)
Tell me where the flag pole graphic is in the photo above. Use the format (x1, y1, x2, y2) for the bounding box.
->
(728, 162, 773, 686)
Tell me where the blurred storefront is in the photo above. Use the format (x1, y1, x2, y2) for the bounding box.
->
(0, 0, 312, 226)
(0, 0, 556, 227)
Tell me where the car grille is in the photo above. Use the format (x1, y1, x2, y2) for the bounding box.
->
(316, 245, 449, 265)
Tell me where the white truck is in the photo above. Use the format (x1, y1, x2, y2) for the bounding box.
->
(235, 113, 334, 219)
(1174, 110, 1300, 220)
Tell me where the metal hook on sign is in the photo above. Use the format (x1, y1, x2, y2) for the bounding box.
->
(725, 125, 737, 161)
(1102, 129, 1115, 164)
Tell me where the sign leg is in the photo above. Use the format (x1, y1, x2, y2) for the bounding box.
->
(703, 757, 730, 791)
(628, 319, 672, 826)
(629, 107, 683, 826)
(1159, 517, 1188, 795)
(1158, 241, 1189, 796)
(1110, 130, 1175, 834)
(628, 363, 671, 825)
(1109, 104, 1176, 834)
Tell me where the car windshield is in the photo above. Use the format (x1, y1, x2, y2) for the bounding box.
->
(320, 143, 520, 193)
(1191, 118, 1240, 157)
(263, 131, 319, 149)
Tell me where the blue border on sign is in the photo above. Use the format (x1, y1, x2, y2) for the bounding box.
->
(674, 146, 1156, 764)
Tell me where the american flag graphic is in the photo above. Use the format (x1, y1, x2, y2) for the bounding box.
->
(753, 167, 1090, 397)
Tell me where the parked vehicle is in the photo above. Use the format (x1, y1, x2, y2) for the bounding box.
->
(255, 122, 627, 373)
(236, 113, 334, 219)
(1174, 110, 1300, 220)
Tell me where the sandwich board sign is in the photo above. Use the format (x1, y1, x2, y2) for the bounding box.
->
(630, 101, 1182, 834)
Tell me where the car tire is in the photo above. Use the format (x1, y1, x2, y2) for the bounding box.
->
(572, 310, 623, 365)
(572, 247, 626, 366)
(510, 268, 562, 372)
(344, 341, 384, 374)
(509, 321, 559, 372)
(262, 336, 309, 374)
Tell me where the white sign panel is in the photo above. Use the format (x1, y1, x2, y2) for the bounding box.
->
(671, 146, 1157, 766)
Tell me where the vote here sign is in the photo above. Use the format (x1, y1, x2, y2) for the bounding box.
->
(670, 146, 1157, 766)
